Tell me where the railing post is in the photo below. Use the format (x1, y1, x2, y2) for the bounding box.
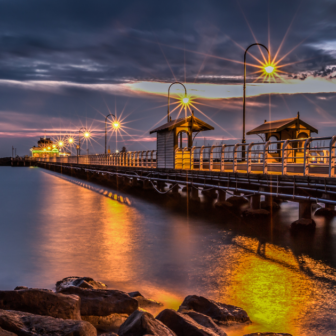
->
(282, 140, 290, 175)
(329, 136, 336, 177)
(247, 142, 254, 174)
(209, 145, 215, 171)
(263, 140, 270, 174)
(220, 145, 226, 172)
(191, 146, 196, 170)
(233, 144, 239, 173)
(200, 146, 205, 170)
(303, 137, 312, 176)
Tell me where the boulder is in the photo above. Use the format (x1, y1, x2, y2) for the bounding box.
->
(0, 327, 17, 336)
(226, 196, 249, 206)
(128, 292, 163, 309)
(0, 289, 81, 320)
(242, 209, 270, 219)
(58, 287, 138, 316)
(13, 287, 27, 290)
(56, 276, 107, 292)
(119, 310, 176, 336)
(244, 334, 292, 336)
(182, 310, 227, 336)
(0, 309, 96, 336)
(156, 309, 221, 336)
(82, 314, 128, 332)
(178, 295, 250, 324)
(314, 207, 335, 218)
(260, 201, 280, 211)
(290, 218, 316, 232)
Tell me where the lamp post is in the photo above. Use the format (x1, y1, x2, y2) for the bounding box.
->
(77, 127, 89, 160)
(105, 114, 120, 154)
(167, 82, 188, 122)
(242, 43, 270, 145)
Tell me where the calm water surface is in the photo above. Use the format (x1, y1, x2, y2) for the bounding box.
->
(1, 166, 336, 335)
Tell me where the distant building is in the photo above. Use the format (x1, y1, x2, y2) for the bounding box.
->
(30, 137, 71, 158)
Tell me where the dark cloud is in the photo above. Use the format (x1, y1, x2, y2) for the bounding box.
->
(0, 0, 336, 156)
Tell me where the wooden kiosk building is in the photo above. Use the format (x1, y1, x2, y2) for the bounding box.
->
(150, 114, 214, 169)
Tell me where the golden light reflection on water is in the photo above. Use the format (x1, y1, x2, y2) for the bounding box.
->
(215, 237, 314, 336)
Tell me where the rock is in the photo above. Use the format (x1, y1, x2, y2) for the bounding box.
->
(119, 310, 176, 336)
(226, 196, 249, 206)
(314, 207, 335, 218)
(13, 286, 28, 290)
(82, 313, 128, 332)
(0, 289, 81, 320)
(156, 309, 221, 336)
(128, 292, 163, 308)
(260, 201, 280, 211)
(0, 309, 97, 336)
(290, 218, 316, 232)
(0, 327, 17, 336)
(56, 276, 107, 292)
(183, 310, 227, 336)
(58, 287, 138, 316)
(244, 334, 292, 336)
(178, 295, 250, 325)
(242, 209, 270, 218)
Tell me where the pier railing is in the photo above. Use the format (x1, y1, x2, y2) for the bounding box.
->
(29, 136, 336, 177)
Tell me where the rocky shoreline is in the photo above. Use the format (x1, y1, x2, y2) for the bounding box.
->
(0, 276, 292, 336)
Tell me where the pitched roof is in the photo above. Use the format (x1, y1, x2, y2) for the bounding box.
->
(149, 115, 214, 134)
(246, 116, 318, 135)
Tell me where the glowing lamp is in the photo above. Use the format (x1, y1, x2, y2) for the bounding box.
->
(182, 97, 189, 104)
(264, 65, 274, 74)
(47, 147, 51, 150)
(52, 145, 56, 148)
(43, 148, 46, 151)
(58, 141, 63, 147)
(68, 138, 74, 143)
(116, 149, 119, 153)
(84, 132, 90, 138)
(113, 121, 120, 129)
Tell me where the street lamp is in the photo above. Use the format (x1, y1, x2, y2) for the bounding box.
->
(167, 82, 188, 122)
(78, 127, 89, 157)
(105, 114, 120, 154)
(242, 43, 271, 145)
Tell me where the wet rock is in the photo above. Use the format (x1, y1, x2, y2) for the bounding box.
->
(56, 276, 107, 292)
(244, 333, 292, 336)
(0, 289, 81, 320)
(59, 287, 138, 316)
(226, 196, 249, 206)
(260, 201, 280, 211)
(314, 207, 335, 218)
(0, 309, 97, 336)
(82, 313, 128, 332)
(290, 218, 316, 232)
(242, 209, 270, 218)
(128, 292, 163, 308)
(182, 310, 227, 336)
(0, 327, 17, 336)
(13, 286, 28, 290)
(156, 309, 220, 336)
(178, 295, 250, 325)
(119, 310, 176, 336)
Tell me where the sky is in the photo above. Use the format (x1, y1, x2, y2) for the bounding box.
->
(1, 0, 336, 156)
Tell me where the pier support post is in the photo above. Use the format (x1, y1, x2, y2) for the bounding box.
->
(157, 181, 166, 192)
(217, 190, 226, 202)
(249, 195, 260, 209)
(299, 201, 312, 219)
(143, 180, 153, 190)
(171, 184, 180, 193)
(190, 187, 200, 201)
